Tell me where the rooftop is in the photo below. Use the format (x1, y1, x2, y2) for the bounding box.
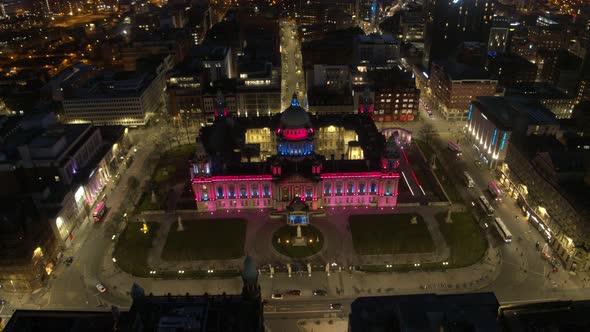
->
(349, 293, 499, 332)
(434, 60, 492, 81)
(473, 96, 557, 130)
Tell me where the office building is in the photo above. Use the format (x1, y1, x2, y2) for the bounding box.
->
(467, 96, 558, 168)
(487, 16, 511, 54)
(368, 68, 421, 122)
(506, 83, 575, 119)
(423, 0, 495, 69)
(487, 53, 537, 88)
(355, 34, 400, 67)
(430, 60, 497, 121)
(62, 64, 168, 126)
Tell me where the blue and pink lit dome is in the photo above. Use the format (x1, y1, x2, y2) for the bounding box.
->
(277, 93, 314, 157)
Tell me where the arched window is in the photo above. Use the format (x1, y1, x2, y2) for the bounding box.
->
(347, 182, 354, 195)
(323, 182, 331, 195)
(358, 183, 366, 194)
(239, 184, 247, 198)
(251, 184, 259, 197)
(217, 186, 224, 198)
(228, 184, 235, 198)
(335, 182, 343, 195)
(263, 184, 271, 198)
(305, 187, 313, 200)
(370, 182, 377, 194)
(385, 182, 392, 196)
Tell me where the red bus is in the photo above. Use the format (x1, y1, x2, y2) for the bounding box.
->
(488, 182, 503, 202)
(448, 141, 462, 158)
(93, 201, 107, 222)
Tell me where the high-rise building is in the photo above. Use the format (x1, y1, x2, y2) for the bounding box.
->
(423, 0, 495, 70)
(487, 16, 510, 55)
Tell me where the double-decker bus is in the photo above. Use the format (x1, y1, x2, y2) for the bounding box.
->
(93, 201, 107, 222)
(463, 172, 475, 188)
(494, 217, 512, 243)
(478, 195, 495, 216)
(488, 181, 503, 201)
(448, 141, 462, 158)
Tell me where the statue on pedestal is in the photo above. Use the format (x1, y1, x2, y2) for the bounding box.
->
(177, 216, 184, 231)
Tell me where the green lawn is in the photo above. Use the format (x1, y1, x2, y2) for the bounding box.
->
(139, 144, 196, 211)
(137, 191, 163, 211)
(113, 222, 160, 277)
(349, 214, 435, 255)
(415, 139, 435, 161)
(436, 211, 487, 267)
(433, 160, 463, 203)
(153, 144, 195, 189)
(413, 169, 434, 194)
(414, 140, 462, 203)
(272, 225, 324, 258)
(161, 218, 246, 261)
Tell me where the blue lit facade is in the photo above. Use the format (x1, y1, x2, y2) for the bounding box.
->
(278, 141, 314, 156)
(467, 100, 512, 169)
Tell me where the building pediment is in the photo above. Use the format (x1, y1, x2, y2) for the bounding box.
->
(277, 174, 314, 184)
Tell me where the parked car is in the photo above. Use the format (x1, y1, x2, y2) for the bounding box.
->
(286, 289, 301, 296)
(313, 289, 327, 296)
(96, 283, 107, 293)
(330, 303, 342, 310)
(271, 293, 284, 300)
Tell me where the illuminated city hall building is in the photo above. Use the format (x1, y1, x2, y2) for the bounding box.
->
(190, 93, 401, 221)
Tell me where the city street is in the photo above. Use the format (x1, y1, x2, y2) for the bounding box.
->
(4, 122, 172, 313)
(414, 97, 576, 302)
(280, 20, 306, 109)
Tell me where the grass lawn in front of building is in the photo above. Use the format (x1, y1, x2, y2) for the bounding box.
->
(413, 140, 463, 204)
(349, 214, 435, 255)
(113, 222, 160, 277)
(436, 211, 487, 267)
(161, 218, 247, 261)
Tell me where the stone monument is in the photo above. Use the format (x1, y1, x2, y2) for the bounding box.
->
(292, 225, 306, 246)
(177, 216, 184, 231)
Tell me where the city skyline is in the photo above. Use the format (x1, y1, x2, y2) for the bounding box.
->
(0, 0, 589, 330)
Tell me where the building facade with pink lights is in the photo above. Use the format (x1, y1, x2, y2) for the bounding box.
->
(190, 93, 402, 220)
